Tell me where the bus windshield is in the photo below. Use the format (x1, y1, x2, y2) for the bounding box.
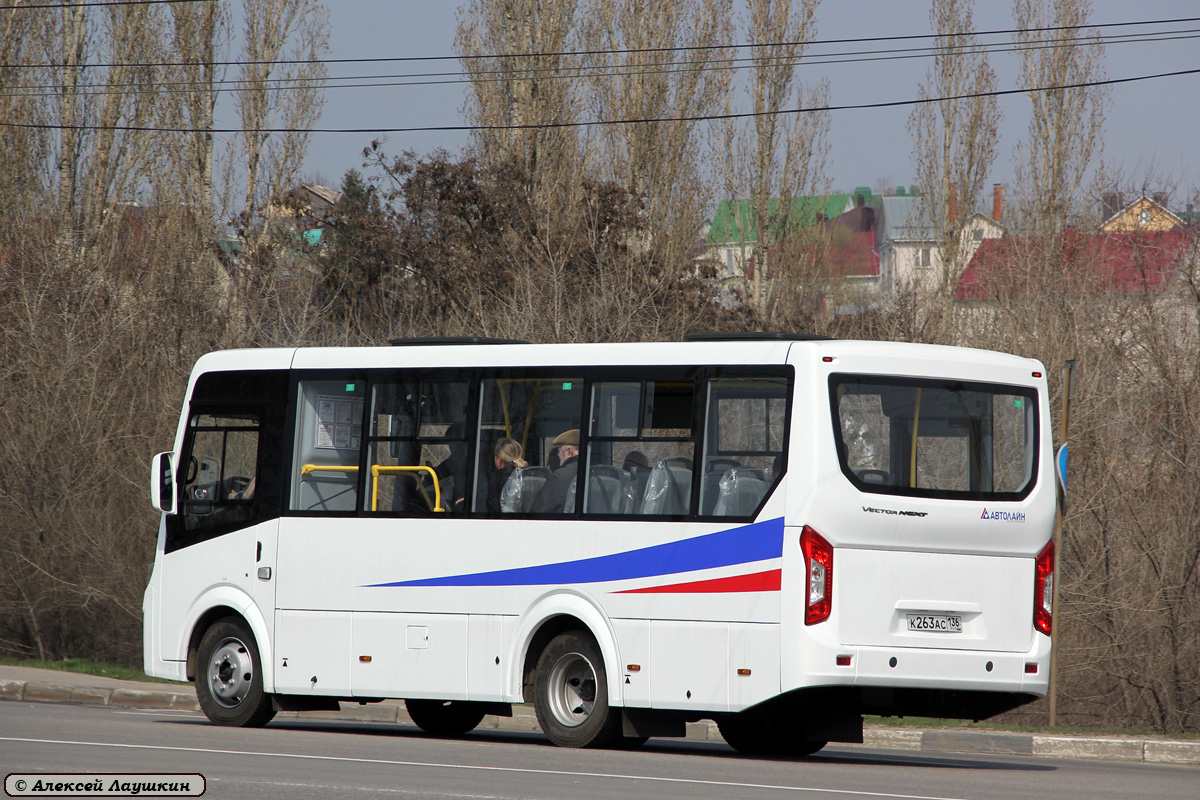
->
(831, 374, 1038, 501)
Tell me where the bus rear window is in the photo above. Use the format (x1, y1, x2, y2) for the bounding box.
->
(831, 374, 1037, 501)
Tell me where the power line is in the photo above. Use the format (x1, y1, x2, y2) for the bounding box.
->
(4, 26, 1197, 100)
(1, 67, 1193, 136)
(5, 13, 1199, 71)
(0, 0, 211, 9)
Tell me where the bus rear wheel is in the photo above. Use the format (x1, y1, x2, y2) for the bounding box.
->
(533, 631, 622, 748)
(196, 618, 276, 727)
(405, 699, 487, 736)
(718, 715, 826, 757)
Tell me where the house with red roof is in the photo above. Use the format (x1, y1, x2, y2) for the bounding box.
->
(956, 228, 1196, 300)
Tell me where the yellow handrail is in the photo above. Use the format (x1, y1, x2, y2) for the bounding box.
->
(301, 464, 359, 475)
(371, 465, 444, 513)
(909, 388, 922, 488)
(300, 463, 443, 513)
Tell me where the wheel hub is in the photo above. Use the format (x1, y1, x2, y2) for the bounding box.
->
(547, 651, 598, 728)
(208, 637, 252, 708)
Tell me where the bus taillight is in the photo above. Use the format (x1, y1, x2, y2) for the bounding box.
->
(801, 526, 833, 625)
(1034, 539, 1055, 636)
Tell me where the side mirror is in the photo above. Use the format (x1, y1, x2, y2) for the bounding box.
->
(150, 451, 176, 514)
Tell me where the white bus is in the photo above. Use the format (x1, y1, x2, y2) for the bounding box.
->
(145, 334, 1056, 754)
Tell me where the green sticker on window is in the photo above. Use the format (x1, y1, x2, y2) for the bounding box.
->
(1014, 399, 1024, 408)
(563, 382, 573, 390)
(346, 383, 356, 392)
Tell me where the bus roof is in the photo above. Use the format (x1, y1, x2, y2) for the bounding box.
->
(187, 337, 1043, 378)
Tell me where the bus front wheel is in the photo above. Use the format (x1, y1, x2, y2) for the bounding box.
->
(533, 631, 621, 748)
(405, 699, 487, 736)
(195, 618, 276, 727)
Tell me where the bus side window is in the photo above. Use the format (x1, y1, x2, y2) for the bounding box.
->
(365, 375, 472, 515)
(588, 378, 696, 516)
(702, 375, 790, 518)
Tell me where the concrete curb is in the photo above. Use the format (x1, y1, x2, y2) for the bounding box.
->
(1, 678, 201, 712)
(3, 677, 1197, 765)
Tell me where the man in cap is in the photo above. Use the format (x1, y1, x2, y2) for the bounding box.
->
(533, 428, 580, 513)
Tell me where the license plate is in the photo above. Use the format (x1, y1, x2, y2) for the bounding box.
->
(907, 613, 962, 633)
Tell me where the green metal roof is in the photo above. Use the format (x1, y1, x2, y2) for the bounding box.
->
(708, 195, 854, 244)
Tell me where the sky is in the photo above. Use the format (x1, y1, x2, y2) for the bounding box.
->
(294, 1, 1200, 209)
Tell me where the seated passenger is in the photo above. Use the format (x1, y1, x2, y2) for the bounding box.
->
(532, 428, 580, 513)
(485, 437, 527, 513)
(621, 450, 649, 472)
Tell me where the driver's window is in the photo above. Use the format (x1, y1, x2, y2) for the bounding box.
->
(181, 413, 261, 532)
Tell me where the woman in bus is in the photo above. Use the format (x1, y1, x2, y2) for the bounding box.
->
(485, 437, 527, 513)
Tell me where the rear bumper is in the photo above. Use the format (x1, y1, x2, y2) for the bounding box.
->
(756, 683, 1040, 722)
(788, 631, 1051, 719)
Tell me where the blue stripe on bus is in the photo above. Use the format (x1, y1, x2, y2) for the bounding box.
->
(365, 517, 785, 588)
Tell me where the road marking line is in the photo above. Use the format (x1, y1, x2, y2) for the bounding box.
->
(0, 736, 977, 800)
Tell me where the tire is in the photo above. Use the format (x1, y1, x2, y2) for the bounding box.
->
(533, 631, 622, 748)
(717, 715, 826, 757)
(195, 618, 276, 727)
(405, 699, 487, 736)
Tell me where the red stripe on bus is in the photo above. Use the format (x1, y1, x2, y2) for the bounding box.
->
(615, 569, 781, 594)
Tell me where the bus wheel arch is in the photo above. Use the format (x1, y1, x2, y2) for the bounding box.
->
(182, 592, 274, 692)
(513, 592, 622, 708)
(520, 614, 587, 701)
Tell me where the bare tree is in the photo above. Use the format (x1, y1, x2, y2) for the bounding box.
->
(716, 0, 830, 317)
(0, 5, 50, 214)
(78, 3, 170, 243)
(455, 0, 582, 195)
(165, 1, 231, 227)
(907, 0, 1001, 294)
(235, 0, 329, 226)
(44, 1, 88, 223)
(17, 3, 170, 246)
(1011, 0, 1108, 237)
(580, 0, 733, 246)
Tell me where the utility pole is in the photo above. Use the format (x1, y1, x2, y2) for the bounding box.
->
(1048, 358, 1075, 727)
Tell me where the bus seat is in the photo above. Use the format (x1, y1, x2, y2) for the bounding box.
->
(585, 465, 630, 514)
(640, 458, 693, 515)
(626, 465, 651, 513)
(857, 469, 890, 485)
(563, 477, 576, 513)
(713, 467, 768, 517)
(500, 466, 552, 513)
(701, 458, 742, 514)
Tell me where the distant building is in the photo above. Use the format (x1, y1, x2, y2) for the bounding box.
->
(1099, 194, 1184, 234)
(876, 184, 1006, 298)
(957, 230, 1195, 300)
(707, 194, 854, 281)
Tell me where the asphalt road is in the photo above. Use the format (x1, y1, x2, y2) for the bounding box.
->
(1, 702, 1196, 800)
